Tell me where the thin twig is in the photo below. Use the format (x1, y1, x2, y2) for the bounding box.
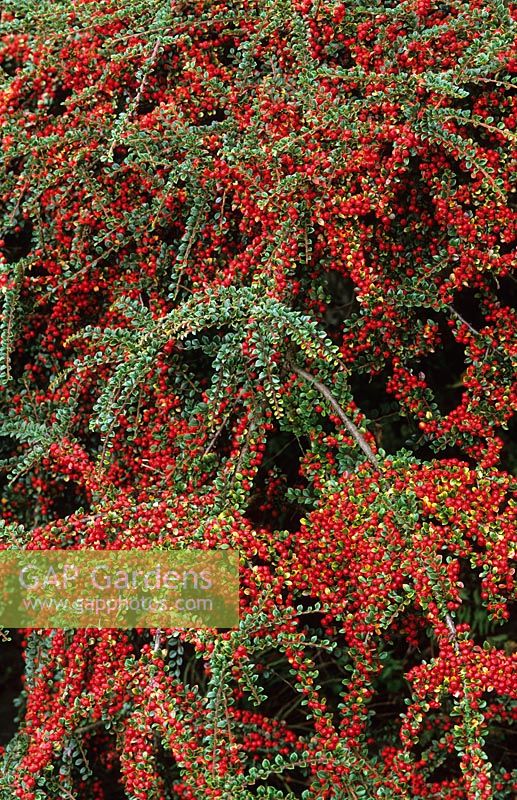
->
(153, 628, 162, 652)
(450, 307, 479, 337)
(445, 613, 460, 654)
(218, 186, 227, 233)
(134, 38, 162, 111)
(291, 365, 380, 468)
(202, 413, 231, 458)
(173, 209, 204, 301)
(74, 720, 104, 736)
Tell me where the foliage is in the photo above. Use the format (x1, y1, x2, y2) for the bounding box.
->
(0, 0, 516, 798)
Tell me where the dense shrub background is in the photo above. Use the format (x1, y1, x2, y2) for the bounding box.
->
(0, 1, 516, 798)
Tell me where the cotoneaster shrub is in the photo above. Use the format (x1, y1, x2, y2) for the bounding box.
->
(0, 1, 516, 798)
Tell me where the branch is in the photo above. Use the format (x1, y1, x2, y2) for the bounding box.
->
(73, 721, 104, 736)
(450, 307, 479, 337)
(445, 613, 460, 654)
(291, 365, 380, 469)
